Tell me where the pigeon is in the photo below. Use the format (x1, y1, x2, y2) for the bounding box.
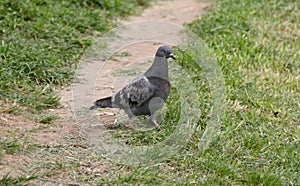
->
(90, 45, 176, 128)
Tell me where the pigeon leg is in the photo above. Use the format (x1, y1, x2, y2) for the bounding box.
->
(149, 97, 164, 128)
(124, 108, 135, 128)
(128, 118, 135, 129)
(150, 114, 160, 128)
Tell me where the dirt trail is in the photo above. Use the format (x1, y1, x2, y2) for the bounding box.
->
(68, 0, 209, 126)
(0, 0, 209, 183)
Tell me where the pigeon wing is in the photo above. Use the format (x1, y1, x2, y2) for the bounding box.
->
(113, 77, 155, 108)
(126, 77, 155, 106)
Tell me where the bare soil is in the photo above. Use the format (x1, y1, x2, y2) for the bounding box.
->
(0, 0, 209, 184)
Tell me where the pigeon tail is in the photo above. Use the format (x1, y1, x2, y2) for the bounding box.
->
(90, 96, 113, 110)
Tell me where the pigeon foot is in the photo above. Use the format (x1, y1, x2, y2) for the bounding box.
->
(128, 119, 135, 129)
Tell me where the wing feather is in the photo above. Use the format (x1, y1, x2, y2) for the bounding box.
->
(113, 77, 155, 107)
(126, 77, 155, 106)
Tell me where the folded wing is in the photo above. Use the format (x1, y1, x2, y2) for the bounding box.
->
(112, 77, 155, 108)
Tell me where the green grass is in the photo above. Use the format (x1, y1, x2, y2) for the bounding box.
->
(0, 0, 150, 112)
(0, 174, 37, 186)
(98, 0, 300, 185)
(0, 0, 299, 185)
(0, 138, 38, 156)
(0, 1, 150, 184)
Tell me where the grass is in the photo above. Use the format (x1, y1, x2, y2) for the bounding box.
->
(0, 174, 37, 186)
(0, 138, 38, 155)
(0, 0, 150, 112)
(0, 0, 299, 185)
(0, 0, 150, 184)
(97, 0, 300, 185)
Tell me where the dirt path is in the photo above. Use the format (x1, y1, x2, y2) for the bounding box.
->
(68, 0, 209, 127)
(0, 0, 209, 184)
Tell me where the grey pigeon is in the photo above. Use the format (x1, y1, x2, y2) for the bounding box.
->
(90, 45, 175, 128)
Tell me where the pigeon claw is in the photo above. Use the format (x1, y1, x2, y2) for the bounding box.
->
(128, 119, 135, 129)
(152, 120, 160, 129)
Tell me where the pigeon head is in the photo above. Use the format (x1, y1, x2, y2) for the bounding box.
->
(155, 45, 176, 60)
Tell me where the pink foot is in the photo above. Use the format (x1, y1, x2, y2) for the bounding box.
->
(128, 119, 135, 129)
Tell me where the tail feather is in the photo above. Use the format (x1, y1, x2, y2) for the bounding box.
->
(90, 96, 113, 110)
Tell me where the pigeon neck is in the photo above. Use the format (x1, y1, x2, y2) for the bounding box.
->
(144, 56, 169, 81)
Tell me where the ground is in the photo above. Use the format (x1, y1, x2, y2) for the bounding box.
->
(0, 0, 209, 184)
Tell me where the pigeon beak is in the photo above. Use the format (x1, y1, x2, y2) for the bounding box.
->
(169, 53, 176, 60)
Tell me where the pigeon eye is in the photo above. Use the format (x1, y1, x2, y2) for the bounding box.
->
(163, 50, 167, 54)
